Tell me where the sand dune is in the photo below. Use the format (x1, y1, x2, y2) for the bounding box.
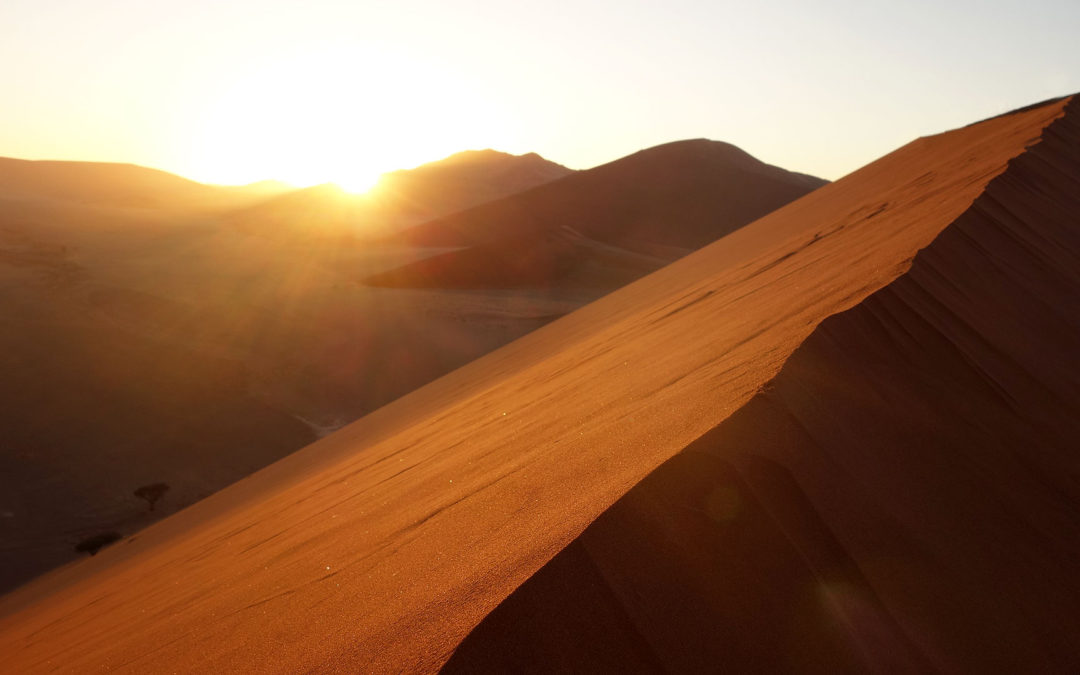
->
(0, 143, 808, 594)
(374, 149, 573, 222)
(391, 139, 827, 249)
(0, 156, 573, 593)
(0, 95, 1071, 672)
(449, 97, 1080, 672)
(228, 150, 572, 239)
(365, 224, 671, 290)
(371, 140, 826, 288)
(0, 157, 283, 211)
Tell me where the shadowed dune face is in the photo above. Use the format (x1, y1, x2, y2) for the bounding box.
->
(443, 453, 929, 674)
(445, 97, 1080, 672)
(373, 149, 574, 222)
(368, 140, 827, 289)
(364, 226, 674, 290)
(392, 139, 828, 250)
(0, 97, 1073, 673)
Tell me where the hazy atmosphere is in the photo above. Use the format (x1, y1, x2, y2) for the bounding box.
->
(2, 1, 1079, 672)
(3, 0, 1078, 188)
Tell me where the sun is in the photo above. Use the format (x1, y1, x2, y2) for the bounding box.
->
(181, 43, 517, 191)
(336, 172, 383, 195)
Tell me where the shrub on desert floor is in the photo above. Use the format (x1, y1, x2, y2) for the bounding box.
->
(75, 531, 122, 556)
(134, 482, 169, 512)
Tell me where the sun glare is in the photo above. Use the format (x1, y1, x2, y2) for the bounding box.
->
(182, 44, 516, 190)
(336, 173, 382, 195)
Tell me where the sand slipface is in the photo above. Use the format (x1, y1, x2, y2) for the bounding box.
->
(447, 98, 1080, 672)
(0, 95, 1075, 672)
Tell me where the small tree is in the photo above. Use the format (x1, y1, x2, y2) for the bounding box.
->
(134, 482, 169, 512)
(75, 531, 122, 556)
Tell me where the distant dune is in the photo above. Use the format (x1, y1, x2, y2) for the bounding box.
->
(0, 141, 809, 594)
(374, 149, 574, 221)
(365, 224, 672, 291)
(390, 139, 826, 249)
(367, 140, 825, 288)
(0, 95, 1074, 672)
(0, 157, 281, 211)
(227, 150, 573, 239)
(0, 151, 572, 594)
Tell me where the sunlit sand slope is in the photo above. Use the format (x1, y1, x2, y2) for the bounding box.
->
(0, 150, 570, 592)
(0, 96, 1071, 673)
(447, 97, 1080, 672)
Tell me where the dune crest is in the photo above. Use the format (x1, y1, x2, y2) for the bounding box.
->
(0, 157, 287, 211)
(0, 96, 1074, 672)
(446, 96, 1080, 672)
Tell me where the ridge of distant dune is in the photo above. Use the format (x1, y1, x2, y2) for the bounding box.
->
(0, 157, 276, 211)
(375, 149, 572, 202)
(367, 139, 826, 288)
(228, 150, 572, 238)
(445, 97, 1080, 673)
(388, 139, 827, 250)
(0, 96, 1073, 673)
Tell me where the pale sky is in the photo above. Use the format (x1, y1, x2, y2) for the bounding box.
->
(2, 0, 1077, 189)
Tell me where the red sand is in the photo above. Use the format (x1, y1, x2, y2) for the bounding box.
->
(449, 98, 1080, 672)
(0, 96, 1074, 672)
